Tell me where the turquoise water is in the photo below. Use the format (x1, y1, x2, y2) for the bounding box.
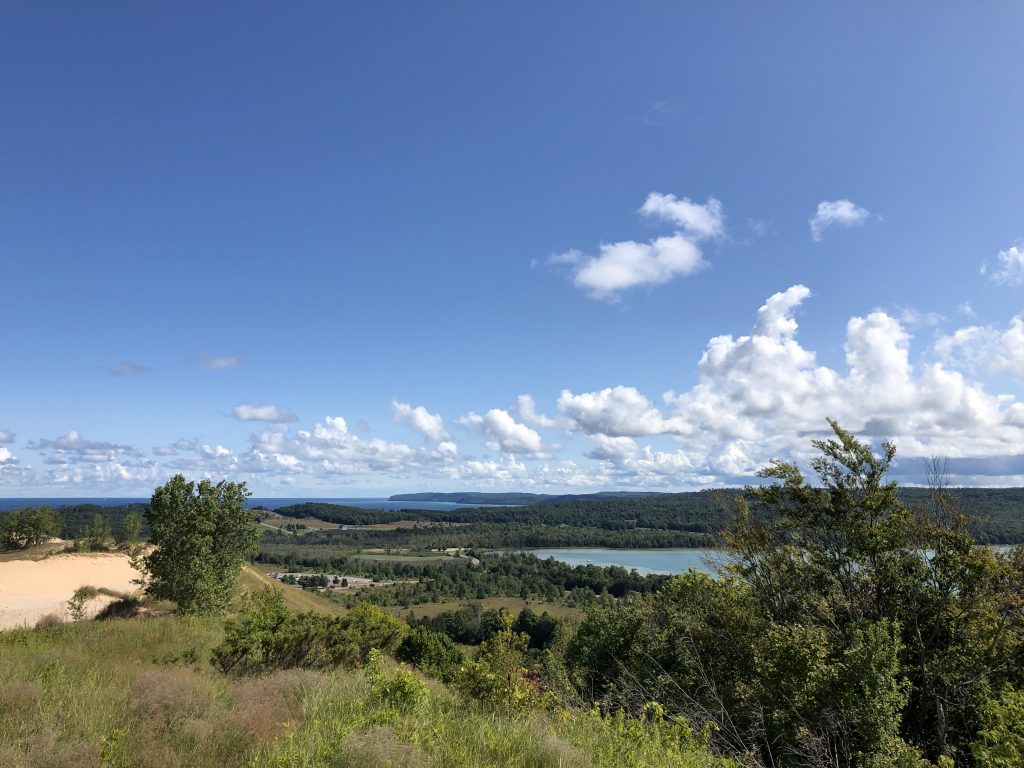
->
(529, 548, 726, 576)
(529, 545, 1020, 576)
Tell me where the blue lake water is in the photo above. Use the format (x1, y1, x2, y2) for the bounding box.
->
(0, 497, 505, 513)
(529, 547, 726, 576)
(527, 545, 1020, 576)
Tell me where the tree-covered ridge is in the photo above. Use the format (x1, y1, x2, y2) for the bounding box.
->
(388, 491, 664, 504)
(273, 490, 737, 533)
(272, 486, 1024, 543)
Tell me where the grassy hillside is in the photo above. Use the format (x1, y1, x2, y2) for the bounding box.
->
(0, 614, 731, 768)
(237, 564, 346, 616)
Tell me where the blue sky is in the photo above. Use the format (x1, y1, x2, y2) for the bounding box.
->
(3, 2, 1024, 496)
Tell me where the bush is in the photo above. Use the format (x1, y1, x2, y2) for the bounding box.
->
(367, 649, 427, 711)
(211, 589, 408, 675)
(96, 597, 142, 621)
(34, 613, 63, 630)
(455, 611, 542, 710)
(396, 626, 464, 682)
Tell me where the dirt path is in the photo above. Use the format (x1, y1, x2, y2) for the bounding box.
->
(0, 552, 143, 629)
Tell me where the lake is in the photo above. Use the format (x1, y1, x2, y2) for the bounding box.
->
(528, 547, 727, 576)
(528, 545, 1020, 576)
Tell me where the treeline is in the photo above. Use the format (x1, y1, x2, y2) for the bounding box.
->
(272, 492, 736, 533)
(412, 603, 562, 650)
(260, 523, 710, 552)
(273, 487, 1024, 543)
(388, 491, 662, 504)
(253, 548, 669, 608)
(0, 503, 147, 551)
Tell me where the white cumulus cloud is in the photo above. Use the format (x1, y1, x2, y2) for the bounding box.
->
(459, 409, 546, 456)
(392, 400, 450, 441)
(935, 315, 1024, 376)
(514, 394, 563, 429)
(551, 192, 723, 301)
(558, 385, 689, 437)
(639, 193, 724, 238)
(809, 199, 871, 241)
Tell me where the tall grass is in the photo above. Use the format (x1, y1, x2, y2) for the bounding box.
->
(0, 616, 731, 767)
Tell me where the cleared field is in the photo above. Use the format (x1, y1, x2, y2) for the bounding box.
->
(351, 520, 464, 531)
(385, 597, 584, 620)
(0, 552, 141, 629)
(354, 551, 457, 564)
(257, 514, 340, 532)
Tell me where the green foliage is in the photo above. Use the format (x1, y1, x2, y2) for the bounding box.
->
(396, 625, 464, 682)
(455, 610, 542, 710)
(0, 505, 62, 550)
(211, 589, 408, 674)
(115, 510, 142, 551)
(971, 686, 1024, 767)
(366, 648, 427, 711)
(566, 422, 1024, 767)
(66, 585, 96, 621)
(142, 474, 260, 615)
(56, 502, 150, 541)
(80, 512, 113, 550)
(0, 606, 731, 768)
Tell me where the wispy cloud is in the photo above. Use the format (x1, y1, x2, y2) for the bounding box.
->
(202, 355, 241, 370)
(982, 245, 1024, 287)
(809, 199, 871, 241)
(110, 361, 151, 377)
(233, 403, 298, 423)
(0, 430, 14, 444)
(640, 100, 672, 126)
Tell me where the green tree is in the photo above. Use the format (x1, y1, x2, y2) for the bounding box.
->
(566, 422, 1024, 766)
(396, 625, 465, 682)
(85, 513, 112, 551)
(114, 510, 142, 552)
(141, 474, 259, 615)
(0, 506, 61, 550)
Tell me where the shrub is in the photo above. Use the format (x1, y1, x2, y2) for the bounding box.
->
(211, 589, 408, 675)
(66, 585, 98, 622)
(34, 613, 63, 630)
(454, 611, 542, 710)
(395, 626, 464, 682)
(367, 649, 427, 711)
(96, 597, 142, 621)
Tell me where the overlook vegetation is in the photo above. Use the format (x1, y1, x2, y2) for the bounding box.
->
(4, 424, 1024, 766)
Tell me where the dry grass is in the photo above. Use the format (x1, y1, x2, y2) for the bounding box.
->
(237, 565, 346, 615)
(334, 726, 434, 767)
(0, 611, 729, 768)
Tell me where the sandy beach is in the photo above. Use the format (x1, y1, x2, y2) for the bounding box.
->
(0, 552, 143, 629)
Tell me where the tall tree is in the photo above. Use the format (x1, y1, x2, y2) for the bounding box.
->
(114, 510, 142, 552)
(142, 474, 260, 615)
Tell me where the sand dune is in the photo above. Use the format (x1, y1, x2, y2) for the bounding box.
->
(0, 552, 143, 629)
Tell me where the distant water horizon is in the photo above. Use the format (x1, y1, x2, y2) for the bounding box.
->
(0, 497, 504, 513)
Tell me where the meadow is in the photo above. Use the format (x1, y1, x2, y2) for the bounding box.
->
(0, 610, 729, 768)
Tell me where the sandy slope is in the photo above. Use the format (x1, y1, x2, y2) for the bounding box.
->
(0, 552, 142, 629)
